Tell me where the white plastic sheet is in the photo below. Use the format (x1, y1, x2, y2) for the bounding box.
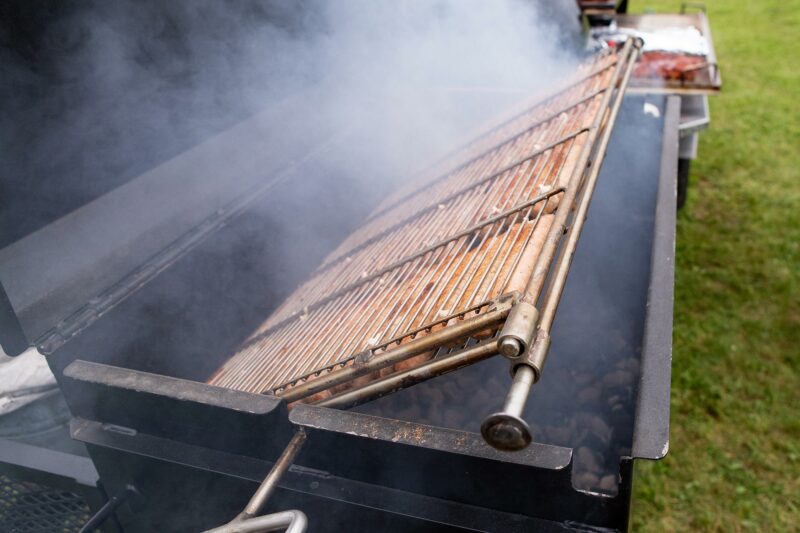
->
(0, 347, 57, 416)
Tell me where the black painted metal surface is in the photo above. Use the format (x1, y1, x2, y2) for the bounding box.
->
(44, 95, 677, 532)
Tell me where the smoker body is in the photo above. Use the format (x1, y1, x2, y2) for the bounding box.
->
(28, 94, 678, 532)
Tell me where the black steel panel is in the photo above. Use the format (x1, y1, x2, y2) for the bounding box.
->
(290, 404, 631, 528)
(44, 94, 678, 532)
(63, 360, 293, 459)
(631, 96, 678, 460)
(73, 418, 590, 532)
(0, 281, 27, 356)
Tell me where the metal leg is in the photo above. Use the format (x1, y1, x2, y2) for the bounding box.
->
(79, 485, 137, 533)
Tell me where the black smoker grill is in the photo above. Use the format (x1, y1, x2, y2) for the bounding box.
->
(2, 43, 678, 533)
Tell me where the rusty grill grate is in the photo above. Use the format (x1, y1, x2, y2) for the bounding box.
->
(208, 42, 639, 411)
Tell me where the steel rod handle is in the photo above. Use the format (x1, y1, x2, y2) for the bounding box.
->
(204, 430, 308, 533)
(243, 430, 307, 519)
(481, 365, 535, 451)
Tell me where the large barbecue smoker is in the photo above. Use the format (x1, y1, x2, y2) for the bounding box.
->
(0, 2, 720, 532)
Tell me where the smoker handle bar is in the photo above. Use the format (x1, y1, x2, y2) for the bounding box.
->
(481, 37, 642, 452)
(203, 430, 308, 533)
(203, 511, 308, 533)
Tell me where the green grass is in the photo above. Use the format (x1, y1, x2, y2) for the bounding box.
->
(629, 1, 800, 531)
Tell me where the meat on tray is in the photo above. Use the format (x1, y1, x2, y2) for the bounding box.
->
(634, 51, 707, 81)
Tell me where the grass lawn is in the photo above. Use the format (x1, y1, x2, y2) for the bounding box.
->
(628, 0, 800, 530)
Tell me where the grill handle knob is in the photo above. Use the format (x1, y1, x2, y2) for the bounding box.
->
(481, 413, 532, 451)
(481, 365, 536, 451)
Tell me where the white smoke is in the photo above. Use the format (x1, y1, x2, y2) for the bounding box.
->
(1, 0, 580, 245)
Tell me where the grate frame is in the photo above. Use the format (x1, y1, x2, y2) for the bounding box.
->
(208, 40, 641, 411)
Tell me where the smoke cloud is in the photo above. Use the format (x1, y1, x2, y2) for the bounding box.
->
(1, 0, 580, 247)
(1, 0, 587, 408)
